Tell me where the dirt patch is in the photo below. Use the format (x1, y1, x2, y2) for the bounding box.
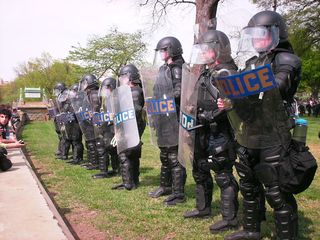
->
(65, 205, 110, 240)
(27, 151, 111, 240)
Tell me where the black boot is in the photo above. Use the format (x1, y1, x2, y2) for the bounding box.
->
(149, 165, 172, 198)
(84, 140, 98, 170)
(109, 149, 120, 176)
(164, 164, 186, 206)
(132, 157, 140, 186)
(112, 153, 135, 190)
(274, 204, 298, 240)
(92, 143, 110, 179)
(210, 173, 239, 233)
(224, 198, 261, 240)
(184, 178, 213, 218)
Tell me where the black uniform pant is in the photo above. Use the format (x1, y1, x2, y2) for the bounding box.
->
(235, 144, 298, 239)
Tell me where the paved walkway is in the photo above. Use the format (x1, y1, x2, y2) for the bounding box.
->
(0, 148, 75, 240)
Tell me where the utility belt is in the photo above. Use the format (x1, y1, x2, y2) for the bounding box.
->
(56, 112, 76, 124)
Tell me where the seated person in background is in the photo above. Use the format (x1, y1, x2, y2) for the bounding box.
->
(10, 108, 21, 133)
(0, 108, 18, 143)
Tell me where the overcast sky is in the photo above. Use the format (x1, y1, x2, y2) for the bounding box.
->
(0, 0, 258, 82)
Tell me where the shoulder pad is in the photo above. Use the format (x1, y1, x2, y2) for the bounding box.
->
(172, 66, 182, 80)
(274, 52, 301, 69)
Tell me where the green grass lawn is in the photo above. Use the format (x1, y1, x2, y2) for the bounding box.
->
(22, 117, 320, 239)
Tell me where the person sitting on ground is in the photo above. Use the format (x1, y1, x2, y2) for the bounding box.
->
(0, 108, 19, 144)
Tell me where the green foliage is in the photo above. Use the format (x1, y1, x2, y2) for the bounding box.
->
(0, 82, 19, 104)
(8, 52, 85, 99)
(22, 120, 320, 239)
(67, 28, 147, 78)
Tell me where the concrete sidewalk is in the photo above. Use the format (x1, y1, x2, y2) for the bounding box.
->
(0, 148, 75, 240)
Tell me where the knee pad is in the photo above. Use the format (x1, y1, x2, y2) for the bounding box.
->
(193, 169, 212, 185)
(168, 152, 179, 168)
(234, 161, 255, 181)
(265, 185, 284, 210)
(160, 151, 169, 166)
(215, 172, 231, 189)
(118, 153, 128, 164)
(239, 180, 261, 200)
(215, 172, 238, 190)
(86, 140, 96, 151)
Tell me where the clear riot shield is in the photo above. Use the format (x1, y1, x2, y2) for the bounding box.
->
(213, 64, 289, 148)
(70, 91, 95, 141)
(56, 90, 75, 139)
(110, 85, 140, 154)
(178, 64, 199, 168)
(140, 65, 179, 147)
(92, 88, 114, 148)
(47, 99, 59, 119)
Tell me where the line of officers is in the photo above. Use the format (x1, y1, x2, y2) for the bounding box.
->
(50, 11, 305, 240)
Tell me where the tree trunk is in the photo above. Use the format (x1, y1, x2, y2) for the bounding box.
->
(195, 0, 219, 40)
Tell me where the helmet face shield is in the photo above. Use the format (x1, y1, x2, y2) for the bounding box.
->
(189, 42, 220, 65)
(68, 89, 77, 99)
(153, 48, 171, 67)
(79, 79, 88, 91)
(98, 85, 112, 98)
(239, 26, 279, 53)
(53, 89, 61, 97)
(119, 74, 130, 86)
(57, 89, 69, 102)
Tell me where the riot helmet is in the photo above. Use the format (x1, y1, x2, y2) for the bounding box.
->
(69, 83, 79, 98)
(118, 64, 141, 86)
(155, 36, 183, 62)
(79, 73, 99, 91)
(53, 82, 66, 97)
(99, 77, 116, 97)
(239, 11, 287, 53)
(190, 30, 232, 64)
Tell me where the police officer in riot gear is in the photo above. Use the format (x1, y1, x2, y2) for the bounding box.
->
(65, 83, 84, 165)
(148, 36, 187, 205)
(92, 77, 119, 178)
(183, 30, 239, 233)
(53, 82, 68, 160)
(112, 64, 146, 190)
(79, 74, 100, 170)
(225, 11, 301, 240)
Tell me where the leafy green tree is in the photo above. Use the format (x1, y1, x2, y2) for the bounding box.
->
(300, 51, 320, 98)
(12, 52, 84, 100)
(67, 28, 147, 78)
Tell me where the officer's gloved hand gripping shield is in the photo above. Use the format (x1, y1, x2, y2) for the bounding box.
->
(140, 66, 179, 148)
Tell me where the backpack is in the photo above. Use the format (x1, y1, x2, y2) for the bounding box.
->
(279, 140, 318, 194)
